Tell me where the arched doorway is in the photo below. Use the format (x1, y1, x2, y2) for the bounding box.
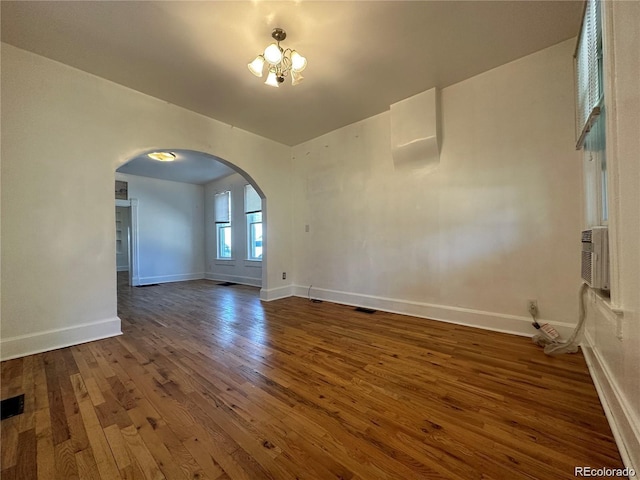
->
(113, 149, 268, 294)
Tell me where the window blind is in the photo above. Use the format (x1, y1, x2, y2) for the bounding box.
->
(575, 0, 602, 148)
(244, 184, 261, 214)
(214, 191, 230, 224)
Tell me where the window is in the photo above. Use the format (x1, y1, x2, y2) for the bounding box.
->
(215, 191, 232, 259)
(575, 0, 602, 139)
(217, 224, 232, 259)
(576, 0, 607, 226)
(244, 185, 262, 260)
(247, 212, 263, 260)
(585, 108, 608, 225)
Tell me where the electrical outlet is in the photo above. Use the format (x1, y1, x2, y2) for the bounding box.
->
(527, 300, 538, 316)
(282, 272, 286, 280)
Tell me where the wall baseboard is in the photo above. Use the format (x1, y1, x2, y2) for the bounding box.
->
(204, 272, 261, 287)
(291, 285, 576, 338)
(582, 332, 640, 473)
(260, 285, 294, 302)
(138, 273, 204, 285)
(0, 317, 122, 361)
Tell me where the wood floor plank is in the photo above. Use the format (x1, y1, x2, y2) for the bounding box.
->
(1, 358, 23, 399)
(70, 373, 122, 480)
(120, 424, 166, 480)
(75, 448, 102, 480)
(103, 424, 132, 472)
(54, 439, 79, 480)
(18, 356, 36, 433)
(35, 408, 55, 480)
(33, 355, 50, 412)
(67, 412, 91, 453)
(95, 389, 133, 430)
(15, 428, 37, 479)
(43, 353, 71, 446)
(126, 404, 190, 480)
(1, 416, 20, 470)
(1, 273, 625, 479)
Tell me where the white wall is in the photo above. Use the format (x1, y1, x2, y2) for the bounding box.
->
(204, 173, 263, 287)
(292, 39, 582, 336)
(115, 173, 206, 284)
(0, 43, 293, 360)
(581, 1, 640, 471)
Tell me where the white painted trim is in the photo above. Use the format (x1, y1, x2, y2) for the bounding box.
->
(243, 260, 262, 268)
(214, 259, 236, 266)
(582, 332, 640, 473)
(114, 197, 139, 286)
(291, 285, 576, 338)
(138, 273, 204, 285)
(601, 0, 622, 306)
(0, 317, 122, 361)
(204, 272, 261, 287)
(129, 198, 140, 286)
(260, 285, 294, 302)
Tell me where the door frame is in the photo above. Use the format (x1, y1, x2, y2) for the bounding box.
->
(115, 198, 140, 286)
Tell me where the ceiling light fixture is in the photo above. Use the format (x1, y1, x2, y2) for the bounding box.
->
(147, 152, 176, 162)
(248, 28, 307, 87)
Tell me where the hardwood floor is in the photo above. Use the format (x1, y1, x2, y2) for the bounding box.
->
(1, 274, 624, 479)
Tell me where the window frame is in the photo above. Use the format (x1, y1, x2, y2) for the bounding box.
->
(214, 190, 232, 260)
(244, 184, 263, 262)
(246, 212, 263, 261)
(216, 222, 232, 260)
(576, 0, 608, 228)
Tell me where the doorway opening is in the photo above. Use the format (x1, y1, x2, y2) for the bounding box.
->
(114, 197, 139, 287)
(113, 149, 267, 294)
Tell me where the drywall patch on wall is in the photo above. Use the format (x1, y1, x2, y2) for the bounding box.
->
(390, 87, 440, 172)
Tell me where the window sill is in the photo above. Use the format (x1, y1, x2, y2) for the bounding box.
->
(215, 259, 235, 266)
(591, 287, 624, 317)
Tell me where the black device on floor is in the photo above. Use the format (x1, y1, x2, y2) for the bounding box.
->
(1, 394, 25, 420)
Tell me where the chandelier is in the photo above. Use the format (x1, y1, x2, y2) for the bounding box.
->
(248, 28, 307, 87)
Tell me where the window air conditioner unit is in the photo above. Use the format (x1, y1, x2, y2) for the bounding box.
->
(581, 227, 609, 290)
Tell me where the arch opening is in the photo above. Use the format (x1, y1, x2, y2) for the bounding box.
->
(113, 148, 269, 296)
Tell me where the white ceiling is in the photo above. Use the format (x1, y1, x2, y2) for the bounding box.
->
(117, 150, 236, 185)
(1, 1, 582, 146)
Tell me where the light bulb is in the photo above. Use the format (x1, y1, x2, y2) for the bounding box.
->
(263, 44, 283, 65)
(147, 152, 176, 162)
(290, 51, 307, 72)
(264, 71, 280, 87)
(247, 55, 265, 77)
